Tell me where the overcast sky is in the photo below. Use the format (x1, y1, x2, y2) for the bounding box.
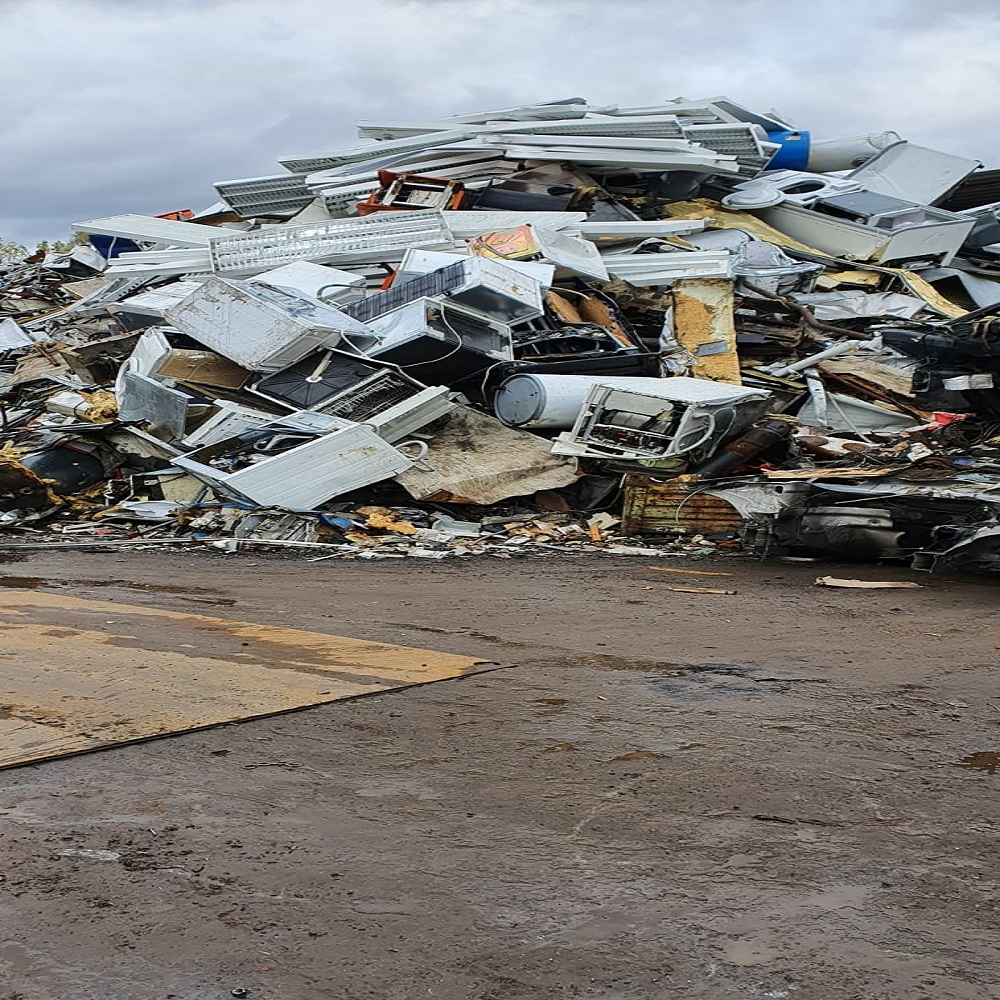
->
(3, 0, 999, 246)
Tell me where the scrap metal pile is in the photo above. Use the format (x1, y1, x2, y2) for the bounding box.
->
(2, 95, 1000, 571)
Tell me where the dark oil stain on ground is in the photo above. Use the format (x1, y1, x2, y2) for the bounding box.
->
(646, 663, 781, 700)
(611, 750, 664, 761)
(0, 576, 46, 589)
(950, 752, 998, 774)
(533, 697, 568, 717)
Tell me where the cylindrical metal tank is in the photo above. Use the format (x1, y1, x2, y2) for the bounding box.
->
(493, 375, 672, 430)
(806, 131, 902, 172)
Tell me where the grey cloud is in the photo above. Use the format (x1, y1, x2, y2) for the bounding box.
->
(2, 0, 999, 244)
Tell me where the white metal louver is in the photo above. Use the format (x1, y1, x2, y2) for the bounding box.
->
(207, 211, 455, 274)
(214, 174, 314, 216)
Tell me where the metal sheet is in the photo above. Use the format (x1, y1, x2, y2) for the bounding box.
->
(847, 142, 980, 205)
(119, 372, 190, 441)
(0, 590, 486, 770)
(0, 318, 34, 350)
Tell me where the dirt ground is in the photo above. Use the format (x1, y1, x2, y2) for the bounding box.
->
(0, 548, 997, 1000)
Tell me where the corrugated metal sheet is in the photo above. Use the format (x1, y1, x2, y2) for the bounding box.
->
(938, 168, 1000, 211)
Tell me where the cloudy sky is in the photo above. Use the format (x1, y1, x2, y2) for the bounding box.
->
(3, 0, 1000, 245)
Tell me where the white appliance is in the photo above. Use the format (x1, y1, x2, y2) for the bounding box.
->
(348, 256, 545, 324)
(165, 277, 372, 372)
(175, 415, 415, 509)
(550, 378, 772, 461)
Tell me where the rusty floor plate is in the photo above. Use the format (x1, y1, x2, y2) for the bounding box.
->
(0, 590, 487, 769)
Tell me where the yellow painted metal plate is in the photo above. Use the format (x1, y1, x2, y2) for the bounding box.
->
(0, 590, 487, 770)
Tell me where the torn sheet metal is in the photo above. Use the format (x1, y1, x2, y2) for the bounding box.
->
(395, 406, 578, 504)
(817, 355, 916, 399)
(6, 93, 1000, 576)
(796, 390, 920, 435)
(732, 241, 822, 295)
(118, 372, 191, 442)
(0, 590, 486, 770)
(0, 318, 36, 351)
(790, 290, 927, 320)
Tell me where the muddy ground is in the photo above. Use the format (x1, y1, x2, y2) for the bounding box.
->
(0, 549, 997, 1000)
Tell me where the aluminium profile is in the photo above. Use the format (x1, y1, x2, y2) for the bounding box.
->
(305, 167, 380, 190)
(106, 256, 213, 278)
(303, 153, 509, 196)
(355, 122, 464, 140)
(478, 144, 741, 174)
(664, 96, 795, 133)
(278, 129, 474, 175)
(603, 250, 733, 283)
(295, 145, 503, 181)
(423, 98, 594, 124)
(317, 183, 383, 217)
(358, 114, 688, 142)
(576, 220, 709, 238)
(105, 248, 214, 264)
(355, 100, 594, 138)
(680, 123, 773, 173)
(479, 133, 707, 153)
(438, 211, 587, 238)
(474, 115, 685, 138)
(72, 213, 242, 247)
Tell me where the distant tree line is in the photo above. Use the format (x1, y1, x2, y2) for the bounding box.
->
(1, 233, 91, 265)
